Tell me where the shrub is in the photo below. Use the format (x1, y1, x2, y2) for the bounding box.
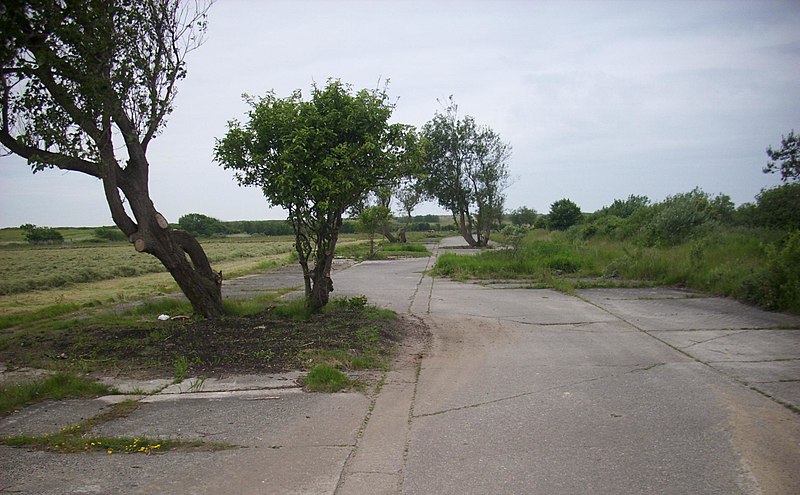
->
(20, 224, 63, 244)
(641, 189, 713, 246)
(740, 230, 800, 311)
(94, 226, 127, 242)
(752, 183, 800, 230)
(599, 195, 650, 219)
(548, 199, 582, 231)
(510, 206, 537, 227)
(178, 213, 227, 237)
(501, 225, 528, 255)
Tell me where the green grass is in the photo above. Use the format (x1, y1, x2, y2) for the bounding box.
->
(435, 228, 799, 312)
(382, 242, 429, 253)
(173, 356, 190, 383)
(0, 372, 117, 416)
(335, 240, 430, 260)
(303, 364, 351, 392)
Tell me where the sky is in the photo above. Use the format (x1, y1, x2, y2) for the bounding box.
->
(1, 0, 799, 228)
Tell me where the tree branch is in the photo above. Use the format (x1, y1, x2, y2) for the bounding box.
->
(0, 128, 104, 178)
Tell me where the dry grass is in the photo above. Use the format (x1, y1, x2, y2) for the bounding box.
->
(0, 238, 293, 317)
(0, 236, 368, 319)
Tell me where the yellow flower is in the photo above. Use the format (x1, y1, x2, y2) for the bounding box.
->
(107, 449, 113, 455)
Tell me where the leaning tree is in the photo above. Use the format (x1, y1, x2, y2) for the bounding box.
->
(0, 1, 223, 317)
(215, 80, 412, 310)
(421, 97, 511, 247)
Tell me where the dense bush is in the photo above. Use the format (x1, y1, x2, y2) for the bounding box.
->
(178, 213, 228, 237)
(548, 199, 582, 231)
(510, 206, 537, 227)
(740, 230, 800, 311)
(596, 195, 650, 219)
(19, 224, 63, 244)
(93, 226, 127, 242)
(743, 183, 800, 230)
(641, 189, 714, 246)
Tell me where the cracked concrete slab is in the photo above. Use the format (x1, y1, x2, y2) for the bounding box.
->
(406, 361, 758, 495)
(159, 371, 303, 394)
(95, 389, 367, 447)
(581, 290, 800, 331)
(0, 396, 134, 437)
(653, 329, 800, 362)
(754, 381, 800, 410)
(712, 360, 800, 384)
(429, 283, 617, 325)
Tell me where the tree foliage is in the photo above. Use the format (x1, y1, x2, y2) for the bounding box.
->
(750, 183, 800, 231)
(94, 226, 127, 242)
(510, 206, 537, 227)
(358, 205, 392, 257)
(215, 80, 412, 310)
(178, 213, 226, 238)
(20, 223, 62, 244)
(764, 129, 799, 182)
(548, 199, 582, 231)
(0, 0, 223, 317)
(600, 195, 650, 218)
(421, 97, 511, 247)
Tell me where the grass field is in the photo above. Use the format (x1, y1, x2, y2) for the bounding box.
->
(0, 236, 320, 319)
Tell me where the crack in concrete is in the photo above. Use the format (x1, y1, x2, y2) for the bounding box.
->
(581, 296, 800, 415)
(414, 361, 669, 420)
(655, 326, 799, 333)
(412, 372, 624, 419)
(680, 330, 750, 349)
(628, 362, 667, 373)
(707, 358, 800, 364)
(499, 318, 611, 327)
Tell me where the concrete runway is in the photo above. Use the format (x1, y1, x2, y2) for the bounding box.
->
(2, 238, 799, 494)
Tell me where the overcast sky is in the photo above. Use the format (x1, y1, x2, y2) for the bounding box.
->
(1, 0, 798, 228)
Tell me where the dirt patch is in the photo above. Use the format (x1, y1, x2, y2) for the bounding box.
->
(0, 309, 409, 380)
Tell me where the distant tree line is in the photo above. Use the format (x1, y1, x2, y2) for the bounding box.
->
(508, 181, 798, 245)
(174, 213, 450, 239)
(19, 224, 63, 244)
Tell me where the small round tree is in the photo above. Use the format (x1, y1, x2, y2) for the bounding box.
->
(548, 199, 582, 231)
(215, 80, 413, 310)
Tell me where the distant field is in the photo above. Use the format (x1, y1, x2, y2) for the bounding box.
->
(0, 227, 100, 244)
(1, 236, 302, 296)
(0, 236, 316, 317)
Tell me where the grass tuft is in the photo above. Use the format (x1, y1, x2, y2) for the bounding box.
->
(303, 364, 351, 392)
(0, 372, 116, 416)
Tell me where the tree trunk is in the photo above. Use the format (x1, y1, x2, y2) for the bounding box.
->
(380, 224, 397, 243)
(307, 219, 341, 311)
(398, 226, 407, 243)
(109, 170, 224, 318)
(309, 267, 334, 310)
(131, 222, 224, 318)
(454, 211, 478, 247)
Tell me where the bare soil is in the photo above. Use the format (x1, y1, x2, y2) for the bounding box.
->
(0, 308, 408, 379)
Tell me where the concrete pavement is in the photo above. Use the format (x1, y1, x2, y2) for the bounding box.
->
(333, 239, 800, 494)
(2, 237, 799, 494)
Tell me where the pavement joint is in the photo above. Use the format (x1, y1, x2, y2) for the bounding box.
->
(707, 358, 800, 364)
